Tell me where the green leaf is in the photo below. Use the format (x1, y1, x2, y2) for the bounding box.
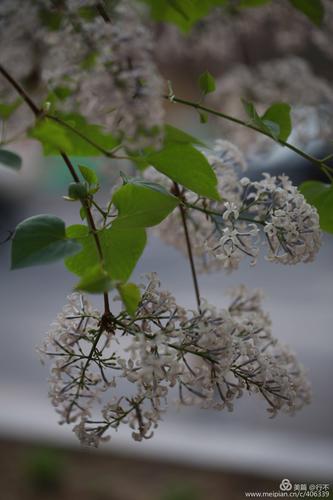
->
(53, 86, 72, 101)
(147, 144, 220, 200)
(75, 264, 114, 293)
(29, 118, 73, 154)
(80, 206, 87, 221)
(0, 99, 22, 120)
(128, 178, 175, 196)
(38, 7, 62, 30)
(289, 0, 324, 26)
(261, 103, 292, 142)
(28, 113, 119, 156)
(128, 124, 206, 172)
(300, 180, 333, 233)
(141, 0, 227, 33)
(11, 215, 82, 269)
(164, 124, 205, 146)
(199, 111, 209, 124)
(238, 0, 271, 7)
(242, 99, 292, 142)
(129, 124, 205, 171)
(80, 52, 97, 70)
(242, 98, 266, 128)
(198, 71, 216, 95)
(65, 225, 147, 282)
(0, 149, 22, 171)
(68, 182, 88, 200)
(65, 224, 88, 240)
(112, 181, 179, 229)
(118, 282, 141, 316)
(79, 165, 98, 186)
(78, 5, 98, 21)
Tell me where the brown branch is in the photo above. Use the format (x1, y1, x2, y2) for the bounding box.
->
(173, 183, 201, 312)
(96, 2, 112, 22)
(0, 63, 111, 315)
(60, 151, 80, 182)
(47, 114, 116, 158)
(0, 64, 40, 116)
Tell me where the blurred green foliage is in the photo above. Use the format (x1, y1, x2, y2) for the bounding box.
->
(160, 481, 202, 500)
(24, 447, 65, 493)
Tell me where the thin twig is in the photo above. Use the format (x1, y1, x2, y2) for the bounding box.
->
(173, 182, 201, 312)
(165, 94, 333, 181)
(0, 64, 40, 116)
(47, 113, 117, 158)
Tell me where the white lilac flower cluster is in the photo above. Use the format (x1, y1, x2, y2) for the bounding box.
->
(205, 173, 321, 271)
(210, 58, 333, 156)
(145, 140, 248, 272)
(37, 294, 108, 430)
(0, 0, 164, 149)
(39, 275, 311, 447)
(145, 141, 321, 273)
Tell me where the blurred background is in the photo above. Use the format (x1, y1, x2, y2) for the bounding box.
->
(0, 1, 333, 499)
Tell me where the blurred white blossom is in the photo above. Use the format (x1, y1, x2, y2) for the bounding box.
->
(0, 0, 165, 148)
(155, 0, 333, 68)
(210, 58, 333, 156)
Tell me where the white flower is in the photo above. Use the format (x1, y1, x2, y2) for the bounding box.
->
(222, 202, 240, 222)
(40, 277, 311, 446)
(145, 142, 321, 273)
(38, 293, 108, 427)
(251, 174, 322, 264)
(208, 223, 259, 271)
(205, 174, 321, 269)
(178, 286, 311, 416)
